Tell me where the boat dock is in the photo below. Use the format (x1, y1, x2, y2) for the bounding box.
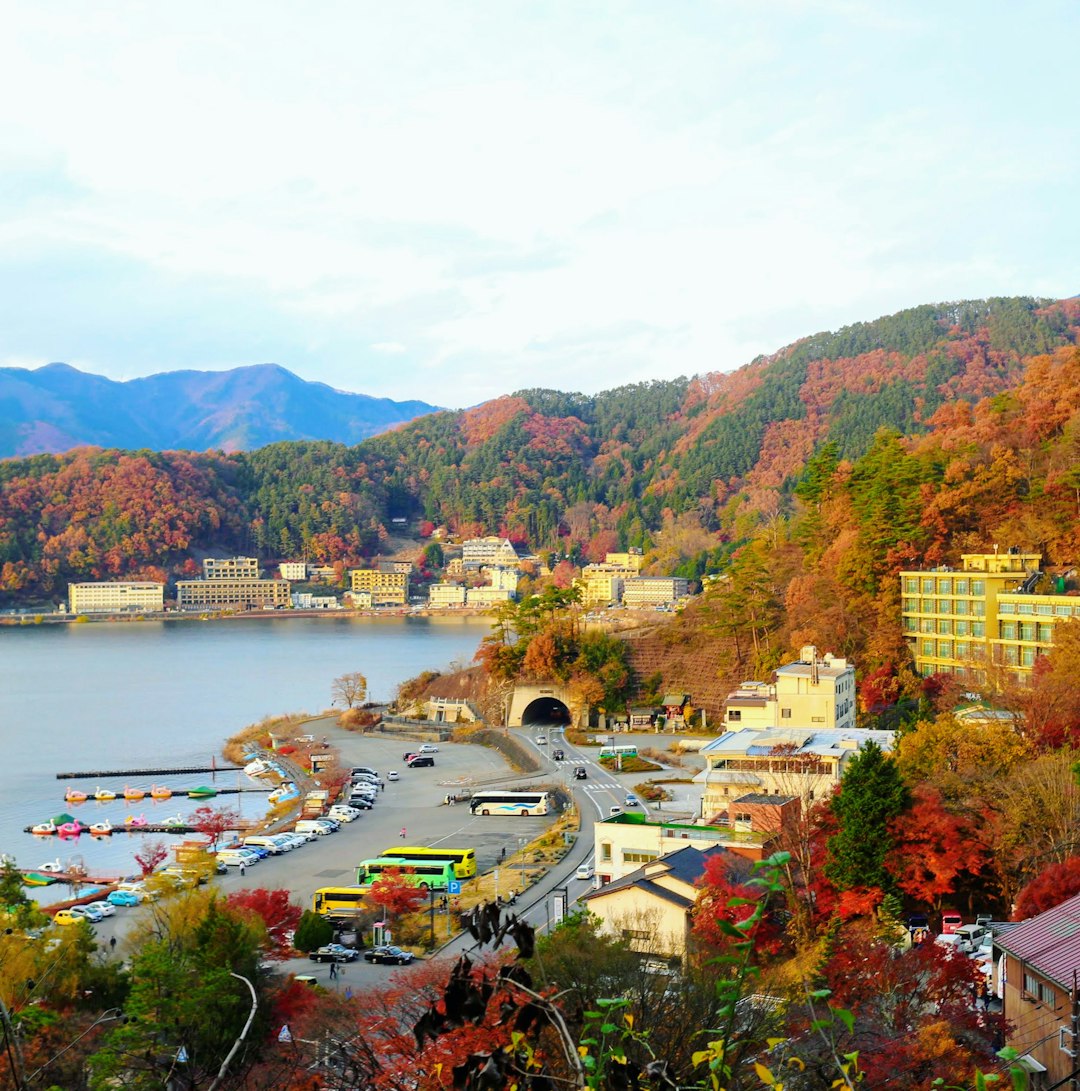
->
(23, 820, 258, 836)
(56, 762, 244, 779)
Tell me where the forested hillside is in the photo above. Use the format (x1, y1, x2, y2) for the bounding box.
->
(4, 295, 1080, 692)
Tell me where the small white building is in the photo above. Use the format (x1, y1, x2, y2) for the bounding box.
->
(483, 566, 520, 593)
(203, 557, 260, 580)
(68, 581, 165, 614)
(291, 592, 340, 609)
(279, 561, 308, 581)
(466, 586, 515, 606)
(428, 584, 467, 608)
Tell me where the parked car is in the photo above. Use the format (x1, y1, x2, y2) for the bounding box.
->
(280, 833, 308, 850)
(53, 909, 81, 926)
(348, 794, 374, 810)
(352, 767, 377, 777)
(310, 943, 359, 963)
(575, 863, 594, 881)
(329, 805, 361, 822)
(87, 899, 116, 917)
(387, 771, 400, 781)
(407, 755, 435, 768)
(941, 912, 963, 935)
(403, 752, 419, 762)
(107, 889, 141, 907)
(419, 744, 439, 754)
(954, 924, 989, 953)
(364, 945, 415, 965)
(70, 904, 104, 923)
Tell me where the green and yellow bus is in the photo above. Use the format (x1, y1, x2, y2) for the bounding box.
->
(312, 886, 366, 920)
(378, 845, 477, 879)
(355, 858, 456, 891)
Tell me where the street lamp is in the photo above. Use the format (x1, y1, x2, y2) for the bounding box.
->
(518, 837, 527, 893)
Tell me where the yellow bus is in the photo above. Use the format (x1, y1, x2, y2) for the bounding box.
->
(312, 886, 366, 920)
(378, 845, 477, 879)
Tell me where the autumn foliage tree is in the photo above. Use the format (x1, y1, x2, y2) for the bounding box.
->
(367, 867, 426, 925)
(191, 804, 240, 851)
(133, 838, 168, 878)
(1013, 856, 1080, 920)
(226, 887, 303, 959)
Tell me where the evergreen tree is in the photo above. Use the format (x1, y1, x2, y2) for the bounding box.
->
(825, 741, 909, 892)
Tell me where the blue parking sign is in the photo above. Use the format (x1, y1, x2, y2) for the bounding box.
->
(448, 880, 461, 894)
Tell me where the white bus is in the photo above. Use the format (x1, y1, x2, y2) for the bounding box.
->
(469, 791, 550, 817)
(598, 744, 638, 759)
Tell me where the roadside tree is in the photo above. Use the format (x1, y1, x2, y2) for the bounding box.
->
(133, 838, 168, 878)
(191, 803, 241, 851)
(332, 671, 369, 709)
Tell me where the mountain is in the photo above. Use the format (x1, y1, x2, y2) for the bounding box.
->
(0, 362, 439, 456)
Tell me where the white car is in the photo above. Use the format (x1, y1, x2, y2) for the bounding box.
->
(87, 899, 116, 917)
(387, 771, 400, 781)
(575, 863, 594, 881)
(535, 735, 547, 745)
(329, 805, 361, 822)
(70, 904, 104, 923)
(419, 744, 439, 754)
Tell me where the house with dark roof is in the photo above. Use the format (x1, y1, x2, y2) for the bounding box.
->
(581, 844, 736, 960)
(996, 891, 1080, 1086)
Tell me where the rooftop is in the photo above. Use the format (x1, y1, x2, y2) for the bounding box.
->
(996, 891, 1080, 987)
(700, 727, 894, 758)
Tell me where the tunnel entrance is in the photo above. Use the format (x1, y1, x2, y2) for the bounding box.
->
(521, 697, 571, 725)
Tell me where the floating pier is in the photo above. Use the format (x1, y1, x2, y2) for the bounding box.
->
(57, 762, 244, 779)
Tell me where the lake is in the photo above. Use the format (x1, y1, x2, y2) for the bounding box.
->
(0, 615, 488, 886)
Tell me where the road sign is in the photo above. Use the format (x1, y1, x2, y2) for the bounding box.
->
(448, 880, 461, 895)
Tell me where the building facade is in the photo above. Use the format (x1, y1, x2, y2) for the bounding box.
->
(901, 551, 1080, 682)
(176, 578, 290, 611)
(68, 582, 165, 614)
(484, 566, 520, 592)
(466, 586, 514, 606)
(622, 577, 688, 607)
(604, 549, 645, 572)
(279, 561, 308, 581)
(203, 557, 260, 580)
(461, 536, 519, 570)
(349, 568, 409, 606)
(428, 583, 467, 608)
(575, 564, 627, 607)
(723, 648, 856, 732)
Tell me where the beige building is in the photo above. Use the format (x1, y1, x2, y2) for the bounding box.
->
(466, 586, 515, 607)
(462, 536, 519, 570)
(446, 557, 465, 578)
(696, 726, 894, 814)
(594, 811, 778, 886)
(428, 583, 467, 608)
(203, 557, 260, 580)
(349, 568, 408, 606)
(605, 549, 644, 572)
(622, 577, 688, 607)
(723, 647, 856, 732)
(575, 564, 627, 607)
(68, 581, 164, 615)
(901, 551, 1080, 683)
(175, 578, 290, 611)
(582, 845, 726, 960)
(279, 561, 308, 581)
(483, 566, 520, 593)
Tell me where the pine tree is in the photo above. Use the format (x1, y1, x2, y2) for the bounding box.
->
(825, 741, 909, 892)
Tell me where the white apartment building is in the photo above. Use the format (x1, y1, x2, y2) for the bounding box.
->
(428, 584, 467, 608)
(203, 557, 260, 580)
(723, 646, 856, 732)
(622, 577, 688, 607)
(462, 536, 519, 570)
(466, 586, 515, 606)
(68, 582, 165, 615)
(291, 592, 340, 609)
(483, 566, 520, 592)
(279, 561, 308, 581)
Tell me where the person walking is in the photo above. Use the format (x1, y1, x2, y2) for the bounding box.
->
(329, 961, 338, 980)
(400, 826, 407, 839)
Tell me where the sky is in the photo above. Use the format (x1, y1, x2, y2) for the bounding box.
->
(0, 2, 1077, 409)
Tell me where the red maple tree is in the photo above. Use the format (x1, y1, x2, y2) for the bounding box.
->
(226, 887, 303, 959)
(1014, 856, 1080, 920)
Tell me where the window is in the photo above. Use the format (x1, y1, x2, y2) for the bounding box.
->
(973, 600, 985, 615)
(621, 928, 651, 942)
(922, 641, 934, 657)
(1001, 622, 1017, 640)
(921, 619, 935, 633)
(1018, 603, 1034, 615)
(938, 641, 953, 658)
(1037, 604, 1053, 615)
(1037, 623, 1053, 643)
(1021, 623, 1035, 641)
(921, 599, 934, 613)
(1040, 982, 1055, 1005)
(938, 578, 952, 594)
(600, 843, 612, 862)
(904, 617, 917, 632)
(956, 579, 969, 594)
(955, 642, 969, 660)
(728, 710, 742, 722)
(922, 579, 934, 593)
(734, 812, 752, 824)
(903, 598, 918, 613)
(938, 620, 952, 634)
(972, 580, 985, 595)
(956, 621, 969, 636)
(1022, 648, 1036, 667)
(904, 578, 918, 594)
(972, 622, 985, 637)
(623, 851, 659, 864)
(1056, 605, 1073, 616)
(955, 600, 969, 615)
(781, 708, 791, 719)
(998, 602, 1014, 614)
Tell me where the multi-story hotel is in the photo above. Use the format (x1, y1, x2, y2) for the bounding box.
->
(901, 551, 1080, 681)
(428, 583, 466, 608)
(461, 536, 520, 570)
(279, 561, 308, 581)
(203, 557, 260, 580)
(68, 582, 165, 614)
(176, 578, 289, 611)
(349, 568, 408, 606)
(622, 576, 688, 607)
(575, 564, 627, 607)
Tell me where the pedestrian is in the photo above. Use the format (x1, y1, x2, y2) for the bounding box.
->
(449, 796, 456, 806)
(239, 864, 245, 876)
(329, 961, 338, 980)
(109, 936, 117, 952)
(345, 987, 353, 1001)
(499, 847, 506, 862)
(400, 826, 407, 839)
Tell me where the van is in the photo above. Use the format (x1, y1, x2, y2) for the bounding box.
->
(217, 849, 259, 867)
(954, 924, 988, 953)
(407, 755, 434, 768)
(352, 767, 377, 777)
(295, 820, 334, 837)
(941, 912, 963, 935)
(243, 836, 286, 855)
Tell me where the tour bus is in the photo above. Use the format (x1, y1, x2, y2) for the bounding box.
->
(597, 744, 638, 759)
(312, 886, 366, 920)
(377, 845, 477, 879)
(355, 858, 456, 891)
(468, 791, 550, 817)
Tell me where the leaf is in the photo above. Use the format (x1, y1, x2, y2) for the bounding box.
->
(754, 1062, 777, 1085)
(834, 1006, 856, 1033)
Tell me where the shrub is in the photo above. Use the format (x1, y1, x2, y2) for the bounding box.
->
(293, 910, 334, 952)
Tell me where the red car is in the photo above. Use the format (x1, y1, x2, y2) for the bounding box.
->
(941, 912, 963, 935)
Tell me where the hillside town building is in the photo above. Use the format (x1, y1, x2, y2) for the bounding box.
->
(176, 578, 289, 611)
(349, 568, 408, 606)
(428, 583, 467, 608)
(723, 647, 856, 732)
(461, 536, 520, 570)
(279, 561, 308, 581)
(901, 550, 1080, 682)
(203, 556, 260, 579)
(68, 581, 165, 614)
(621, 576, 688, 607)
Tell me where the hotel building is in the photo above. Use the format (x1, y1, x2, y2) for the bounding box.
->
(68, 582, 165, 614)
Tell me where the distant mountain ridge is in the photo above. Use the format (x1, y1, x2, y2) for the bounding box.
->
(0, 362, 440, 456)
